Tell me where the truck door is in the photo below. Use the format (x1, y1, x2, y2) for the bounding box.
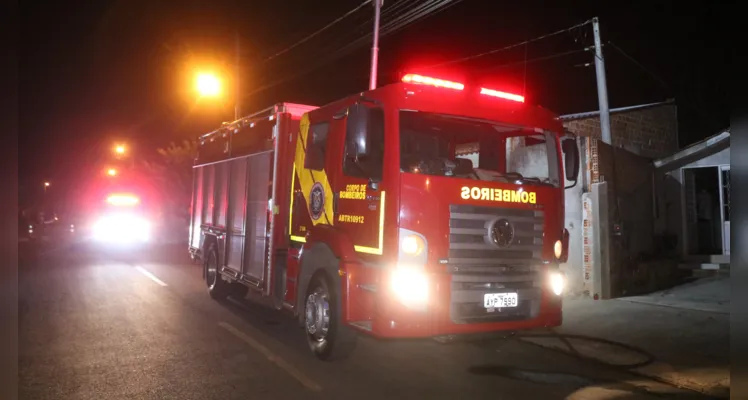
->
(333, 103, 386, 255)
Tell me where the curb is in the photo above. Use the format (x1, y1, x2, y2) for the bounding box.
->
(517, 336, 730, 398)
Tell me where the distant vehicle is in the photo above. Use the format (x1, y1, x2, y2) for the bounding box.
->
(87, 192, 152, 245)
(189, 73, 579, 360)
(20, 220, 36, 240)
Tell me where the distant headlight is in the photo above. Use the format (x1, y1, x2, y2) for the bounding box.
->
(93, 214, 150, 243)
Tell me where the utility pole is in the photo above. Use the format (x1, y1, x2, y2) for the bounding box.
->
(369, 0, 383, 90)
(235, 30, 241, 121)
(592, 17, 612, 145)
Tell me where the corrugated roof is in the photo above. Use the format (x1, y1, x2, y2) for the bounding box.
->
(653, 128, 730, 171)
(558, 99, 675, 121)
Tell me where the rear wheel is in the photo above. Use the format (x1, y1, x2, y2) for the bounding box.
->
(205, 244, 230, 300)
(304, 272, 357, 360)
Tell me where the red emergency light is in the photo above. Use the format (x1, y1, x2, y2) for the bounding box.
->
(480, 87, 525, 103)
(107, 194, 139, 207)
(401, 74, 464, 90)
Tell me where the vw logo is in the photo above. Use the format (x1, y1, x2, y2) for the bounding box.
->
(490, 219, 514, 248)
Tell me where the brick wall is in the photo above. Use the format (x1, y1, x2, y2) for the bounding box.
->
(563, 103, 678, 159)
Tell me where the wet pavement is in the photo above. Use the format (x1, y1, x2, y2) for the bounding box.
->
(19, 241, 713, 400)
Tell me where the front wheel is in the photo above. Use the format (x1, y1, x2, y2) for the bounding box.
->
(304, 272, 357, 361)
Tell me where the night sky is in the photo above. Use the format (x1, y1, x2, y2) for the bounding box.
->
(19, 0, 728, 204)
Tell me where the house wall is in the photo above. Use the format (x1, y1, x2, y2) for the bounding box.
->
(562, 135, 657, 297)
(562, 104, 679, 159)
(560, 104, 679, 297)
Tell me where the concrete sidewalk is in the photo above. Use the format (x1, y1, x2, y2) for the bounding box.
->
(620, 276, 730, 314)
(519, 281, 730, 398)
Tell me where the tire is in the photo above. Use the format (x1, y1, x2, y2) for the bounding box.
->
(304, 272, 357, 361)
(205, 244, 230, 300)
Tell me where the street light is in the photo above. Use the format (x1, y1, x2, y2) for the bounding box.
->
(195, 72, 222, 98)
(115, 145, 126, 155)
(44, 181, 50, 193)
(107, 168, 117, 177)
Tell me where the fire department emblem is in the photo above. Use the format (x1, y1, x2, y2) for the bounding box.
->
(309, 182, 325, 221)
(490, 218, 514, 248)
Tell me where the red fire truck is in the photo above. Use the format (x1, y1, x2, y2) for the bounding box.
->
(188, 73, 580, 360)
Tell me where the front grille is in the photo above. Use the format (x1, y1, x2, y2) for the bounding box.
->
(449, 204, 544, 266)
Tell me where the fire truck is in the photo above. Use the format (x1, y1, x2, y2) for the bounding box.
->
(188, 73, 580, 360)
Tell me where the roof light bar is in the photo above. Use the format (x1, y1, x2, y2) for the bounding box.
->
(480, 87, 525, 103)
(402, 74, 464, 90)
(107, 194, 139, 207)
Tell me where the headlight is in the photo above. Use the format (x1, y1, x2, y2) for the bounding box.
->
(401, 234, 425, 256)
(549, 271, 566, 296)
(390, 264, 429, 308)
(398, 228, 428, 265)
(554, 239, 563, 259)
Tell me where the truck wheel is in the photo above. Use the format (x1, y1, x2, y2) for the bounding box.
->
(205, 244, 229, 300)
(304, 272, 357, 361)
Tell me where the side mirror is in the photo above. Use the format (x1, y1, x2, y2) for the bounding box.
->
(562, 137, 580, 186)
(344, 103, 371, 160)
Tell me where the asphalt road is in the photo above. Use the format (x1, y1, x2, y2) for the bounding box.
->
(18, 241, 711, 400)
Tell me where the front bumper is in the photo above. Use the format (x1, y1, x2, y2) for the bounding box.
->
(343, 262, 563, 339)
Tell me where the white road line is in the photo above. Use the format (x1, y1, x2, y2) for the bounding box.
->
(135, 266, 168, 286)
(218, 322, 322, 392)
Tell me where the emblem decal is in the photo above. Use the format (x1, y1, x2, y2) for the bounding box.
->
(309, 182, 325, 221)
(490, 218, 514, 248)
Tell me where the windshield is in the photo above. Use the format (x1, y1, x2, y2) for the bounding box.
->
(399, 111, 561, 187)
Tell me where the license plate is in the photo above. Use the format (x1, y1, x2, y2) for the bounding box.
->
(484, 293, 518, 308)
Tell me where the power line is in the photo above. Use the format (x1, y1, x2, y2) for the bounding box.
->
(261, 0, 452, 77)
(606, 40, 717, 123)
(480, 48, 588, 72)
(421, 19, 594, 70)
(245, 0, 457, 98)
(381, 0, 420, 20)
(606, 41, 669, 91)
(312, 0, 419, 58)
(319, 0, 457, 66)
(263, 0, 372, 62)
(381, 0, 464, 37)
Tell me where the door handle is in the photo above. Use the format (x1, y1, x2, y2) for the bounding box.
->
(333, 192, 339, 214)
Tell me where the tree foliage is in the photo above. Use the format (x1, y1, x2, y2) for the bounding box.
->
(141, 140, 197, 224)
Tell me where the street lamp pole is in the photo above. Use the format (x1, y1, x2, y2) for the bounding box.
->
(234, 30, 241, 121)
(369, 0, 383, 91)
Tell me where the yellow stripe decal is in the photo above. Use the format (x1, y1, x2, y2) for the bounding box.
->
(353, 191, 385, 255)
(289, 163, 296, 237)
(290, 235, 307, 243)
(293, 114, 335, 226)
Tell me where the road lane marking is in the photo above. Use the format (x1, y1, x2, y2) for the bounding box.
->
(218, 322, 322, 392)
(135, 266, 168, 286)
